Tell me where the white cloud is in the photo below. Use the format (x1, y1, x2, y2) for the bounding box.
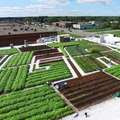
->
(0, 0, 113, 17)
(77, 0, 112, 4)
(0, 0, 70, 17)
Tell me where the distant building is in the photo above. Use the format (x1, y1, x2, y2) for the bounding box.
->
(86, 34, 120, 45)
(73, 22, 96, 30)
(52, 21, 76, 28)
(57, 34, 71, 42)
(100, 34, 120, 45)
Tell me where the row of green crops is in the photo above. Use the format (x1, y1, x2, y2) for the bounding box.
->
(49, 40, 109, 51)
(102, 51, 120, 64)
(100, 57, 115, 65)
(106, 65, 120, 78)
(0, 85, 73, 120)
(74, 56, 106, 73)
(25, 61, 72, 88)
(65, 46, 87, 56)
(0, 48, 19, 56)
(4, 52, 33, 68)
(64, 40, 110, 57)
(0, 65, 28, 93)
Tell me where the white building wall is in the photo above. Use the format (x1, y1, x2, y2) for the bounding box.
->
(73, 24, 81, 29)
(100, 34, 120, 45)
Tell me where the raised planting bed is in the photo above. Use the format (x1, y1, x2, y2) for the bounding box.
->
(0, 56, 9, 67)
(19, 45, 50, 52)
(75, 40, 110, 52)
(106, 65, 120, 79)
(102, 51, 120, 64)
(0, 85, 73, 120)
(33, 48, 59, 55)
(35, 52, 63, 60)
(100, 57, 116, 66)
(57, 72, 120, 110)
(65, 45, 87, 56)
(25, 61, 72, 88)
(4, 52, 33, 68)
(74, 56, 106, 73)
(0, 65, 28, 93)
(49, 40, 110, 51)
(0, 48, 19, 56)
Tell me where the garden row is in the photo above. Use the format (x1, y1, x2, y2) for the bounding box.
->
(4, 52, 33, 68)
(0, 65, 28, 93)
(59, 72, 120, 109)
(65, 46, 87, 56)
(0, 85, 73, 120)
(74, 56, 106, 73)
(25, 61, 72, 88)
(0, 48, 19, 56)
(65, 40, 110, 56)
(102, 51, 120, 64)
(106, 65, 120, 78)
(20, 45, 50, 52)
(0, 60, 72, 93)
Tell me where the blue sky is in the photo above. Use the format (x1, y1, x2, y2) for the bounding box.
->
(0, 0, 119, 17)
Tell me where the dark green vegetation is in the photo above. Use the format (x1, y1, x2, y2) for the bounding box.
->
(25, 61, 72, 88)
(0, 85, 72, 120)
(72, 50, 120, 73)
(74, 56, 106, 72)
(49, 40, 110, 57)
(100, 57, 114, 65)
(102, 51, 120, 64)
(66, 45, 87, 56)
(49, 41, 81, 57)
(0, 48, 19, 56)
(64, 40, 112, 72)
(65, 40, 110, 54)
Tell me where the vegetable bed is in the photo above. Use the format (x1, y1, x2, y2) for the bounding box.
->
(0, 65, 28, 93)
(0, 48, 19, 56)
(25, 61, 72, 88)
(106, 65, 120, 79)
(4, 52, 33, 68)
(74, 56, 106, 73)
(0, 85, 73, 120)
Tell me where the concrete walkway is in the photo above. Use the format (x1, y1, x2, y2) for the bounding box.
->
(62, 97, 120, 120)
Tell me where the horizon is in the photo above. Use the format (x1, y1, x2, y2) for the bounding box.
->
(0, 0, 120, 17)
